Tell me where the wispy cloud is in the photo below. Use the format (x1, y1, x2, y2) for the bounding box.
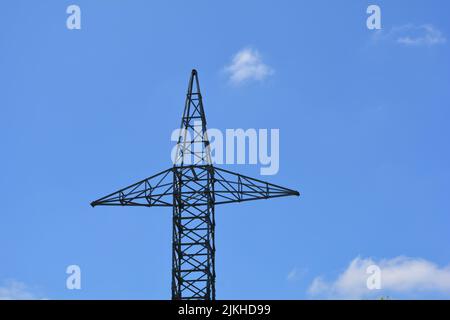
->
(224, 48, 274, 85)
(0, 280, 43, 300)
(308, 256, 450, 299)
(286, 267, 306, 282)
(373, 24, 446, 47)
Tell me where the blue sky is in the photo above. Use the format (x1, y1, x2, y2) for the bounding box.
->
(0, 0, 449, 299)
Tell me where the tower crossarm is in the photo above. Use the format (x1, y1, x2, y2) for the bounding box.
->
(212, 167, 299, 205)
(90, 168, 174, 207)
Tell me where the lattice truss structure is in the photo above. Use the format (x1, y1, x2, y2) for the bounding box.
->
(91, 70, 299, 300)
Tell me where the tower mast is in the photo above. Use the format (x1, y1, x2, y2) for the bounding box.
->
(91, 69, 299, 300)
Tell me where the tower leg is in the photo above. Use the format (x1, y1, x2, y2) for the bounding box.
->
(172, 166, 216, 300)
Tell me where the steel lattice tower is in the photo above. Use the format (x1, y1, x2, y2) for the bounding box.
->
(91, 69, 299, 300)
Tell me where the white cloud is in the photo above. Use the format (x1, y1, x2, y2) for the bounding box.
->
(287, 268, 298, 281)
(0, 280, 41, 300)
(373, 24, 446, 47)
(286, 267, 306, 282)
(397, 25, 446, 46)
(308, 256, 450, 299)
(224, 48, 274, 85)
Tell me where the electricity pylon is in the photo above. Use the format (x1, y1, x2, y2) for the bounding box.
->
(91, 69, 299, 300)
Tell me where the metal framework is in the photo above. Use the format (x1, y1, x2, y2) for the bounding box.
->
(91, 69, 299, 300)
